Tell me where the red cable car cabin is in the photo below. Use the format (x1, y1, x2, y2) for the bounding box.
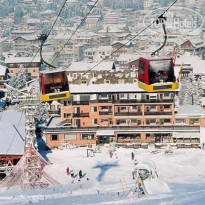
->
(39, 70, 70, 101)
(138, 57, 178, 92)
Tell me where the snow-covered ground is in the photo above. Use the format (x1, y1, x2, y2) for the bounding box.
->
(1, 143, 205, 205)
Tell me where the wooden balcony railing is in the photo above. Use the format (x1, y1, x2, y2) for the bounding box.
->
(73, 113, 89, 117)
(114, 112, 142, 116)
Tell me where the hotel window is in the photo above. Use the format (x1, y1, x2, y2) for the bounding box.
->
(146, 119, 150, 124)
(91, 118, 98, 125)
(101, 94, 107, 99)
(65, 134, 77, 140)
(190, 118, 199, 124)
(64, 113, 71, 118)
(116, 119, 127, 124)
(146, 106, 150, 112)
(81, 80, 87, 84)
(131, 106, 137, 110)
(131, 119, 137, 123)
(150, 119, 156, 124)
(164, 105, 171, 109)
(91, 106, 97, 112)
(81, 134, 95, 140)
(150, 106, 157, 110)
(64, 101, 70, 106)
(164, 92, 170, 97)
(164, 119, 171, 123)
(120, 119, 127, 124)
(50, 135, 58, 141)
(138, 120, 141, 125)
(101, 106, 108, 110)
(176, 118, 185, 123)
(120, 106, 127, 111)
(101, 118, 108, 123)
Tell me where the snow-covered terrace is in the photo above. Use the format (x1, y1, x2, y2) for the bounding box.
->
(0, 110, 25, 155)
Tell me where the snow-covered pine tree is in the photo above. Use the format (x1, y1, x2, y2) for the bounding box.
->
(9, 65, 30, 90)
(183, 73, 203, 105)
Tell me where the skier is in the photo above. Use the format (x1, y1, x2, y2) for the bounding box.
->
(66, 167, 70, 175)
(70, 170, 74, 178)
(109, 150, 113, 158)
(70, 170, 74, 183)
(131, 152, 135, 160)
(79, 170, 82, 179)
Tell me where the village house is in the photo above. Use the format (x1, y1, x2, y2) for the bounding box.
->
(11, 35, 39, 54)
(0, 65, 9, 89)
(85, 15, 101, 30)
(5, 56, 41, 79)
(11, 28, 36, 39)
(83, 48, 96, 62)
(111, 41, 132, 61)
(93, 46, 112, 62)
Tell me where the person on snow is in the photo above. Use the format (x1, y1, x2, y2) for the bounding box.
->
(109, 150, 113, 158)
(66, 167, 70, 175)
(70, 170, 74, 178)
(79, 170, 82, 179)
(131, 152, 135, 160)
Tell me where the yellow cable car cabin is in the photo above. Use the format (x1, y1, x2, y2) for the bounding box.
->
(39, 70, 70, 101)
(138, 56, 178, 92)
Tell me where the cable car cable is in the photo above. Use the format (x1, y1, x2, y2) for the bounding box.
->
(26, 0, 69, 70)
(71, 0, 178, 84)
(51, 0, 99, 65)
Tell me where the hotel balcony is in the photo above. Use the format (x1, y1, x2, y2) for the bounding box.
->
(90, 99, 174, 104)
(114, 112, 142, 116)
(72, 101, 89, 105)
(73, 113, 89, 117)
(99, 111, 113, 115)
(144, 111, 172, 115)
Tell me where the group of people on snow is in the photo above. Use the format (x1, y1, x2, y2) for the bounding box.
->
(66, 167, 85, 182)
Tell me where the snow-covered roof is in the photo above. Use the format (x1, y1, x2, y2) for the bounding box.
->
(67, 61, 115, 72)
(98, 26, 123, 33)
(0, 110, 25, 155)
(5, 56, 41, 64)
(70, 83, 144, 94)
(47, 117, 61, 128)
(175, 54, 201, 66)
(27, 18, 41, 24)
(117, 54, 140, 62)
(176, 105, 205, 116)
(0, 65, 7, 76)
(96, 46, 112, 52)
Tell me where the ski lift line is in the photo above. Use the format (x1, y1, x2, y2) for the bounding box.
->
(71, 0, 178, 84)
(5, 112, 24, 157)
(23, 0, 69, 70)
(51, 0, 99, 65)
